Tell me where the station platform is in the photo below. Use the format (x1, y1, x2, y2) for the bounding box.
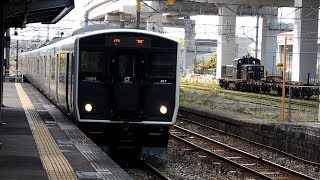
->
(0, 82, 132, 180)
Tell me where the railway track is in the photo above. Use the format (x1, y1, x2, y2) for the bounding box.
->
(177, 115, 320, 172)
(140, 158, 171, 180)
(114, 157, 170, 180)
(171, 124, 316, 179)
(181, 84, 318, 110)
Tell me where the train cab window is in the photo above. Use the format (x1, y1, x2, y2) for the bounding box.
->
(147, 54, 176, 78)
(51, 57, 56, 80)
(117, 55, 137, 81)
(79, 51, 106, 81)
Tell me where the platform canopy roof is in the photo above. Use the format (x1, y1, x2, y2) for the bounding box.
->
(3, 0, 74, 29)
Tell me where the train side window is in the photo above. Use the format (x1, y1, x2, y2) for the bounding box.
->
(44, 56, 47, 77)
(41, 57, 43, 75)
(33, 57, 35, 73)
(59, 53, 67, 83)
(37, 58, 39, 74)
(51, 57, 56, 80)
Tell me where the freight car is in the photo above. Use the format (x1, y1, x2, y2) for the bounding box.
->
(219, 56, 319, 99)
(20, 29, 180, 154)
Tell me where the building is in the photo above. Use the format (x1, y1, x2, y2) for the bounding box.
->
(277, 33, 320, 81)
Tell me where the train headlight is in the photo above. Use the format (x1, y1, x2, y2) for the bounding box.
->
(160, 105, 168, 114)
(85, 104, 93, 112)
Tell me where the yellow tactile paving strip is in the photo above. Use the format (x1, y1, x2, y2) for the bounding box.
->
(15, 83, 77, 180)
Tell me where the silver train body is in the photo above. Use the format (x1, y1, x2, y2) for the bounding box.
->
(20, 29, 180, 153)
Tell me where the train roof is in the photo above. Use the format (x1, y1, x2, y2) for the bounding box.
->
(22, 29, 180, 55)
(76, 28, 180, 43)
(72, 24, 114, 36)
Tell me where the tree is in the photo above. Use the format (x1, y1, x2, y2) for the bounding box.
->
(276, 62, 283, 70)
(194, 54, 217, 74)
(207, 54, 217, 70)
(178, 38, 184, 49)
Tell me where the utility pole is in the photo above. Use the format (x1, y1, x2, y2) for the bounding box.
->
(46, 24, 50, 43)
(84, 11, 89, 26)
(136, 0, 141, 29)
(255, 15, 259, 59)
(5, 29, 10, 82)
(14, 29, 18, 83)
(120, 14, 125, 28)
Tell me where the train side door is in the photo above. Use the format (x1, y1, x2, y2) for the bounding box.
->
(57, 53, 69, 112)
(49, 55, 57, 102)
(111, 53, 141, 120)
(67, 53, 73, 114)
(48, 55, 51, 96)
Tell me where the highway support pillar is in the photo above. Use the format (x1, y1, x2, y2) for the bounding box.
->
(261, 7, 282, 76)
(183, 17, 196, 74)
(292, 0, 319, 82)
(216, 5, 238, 79)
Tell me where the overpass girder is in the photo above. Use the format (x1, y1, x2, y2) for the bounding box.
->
(181, 0, 293, 7)
(88, 0, 294, 21)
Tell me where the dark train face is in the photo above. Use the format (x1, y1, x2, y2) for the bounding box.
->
(242, 65, 264, 80)
(77, 32, 178, 123)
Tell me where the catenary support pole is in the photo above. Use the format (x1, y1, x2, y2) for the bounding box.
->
(5, 29, 9, 82)
(15, 39, 18, 82)
(281, 37, 287, 122)
(255, 15, 259, 59)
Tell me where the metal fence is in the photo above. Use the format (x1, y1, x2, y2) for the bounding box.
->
(286, 85, 320, 123)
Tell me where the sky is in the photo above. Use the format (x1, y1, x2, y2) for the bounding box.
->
(11, 0, 91, 40)
(10, 2, 315, 42)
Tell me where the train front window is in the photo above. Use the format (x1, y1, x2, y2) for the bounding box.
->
(147, 54, 176, 79)
(118, 55, 136, 80)
(79, 51, 107, 81)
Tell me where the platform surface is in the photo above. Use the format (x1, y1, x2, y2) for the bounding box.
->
(0, 82, 132, 180)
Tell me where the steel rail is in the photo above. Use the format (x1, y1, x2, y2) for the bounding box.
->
(177, 114, 320, 168)
(170, 132, 272, 179)
(140, 158, 171, 180)
(172, 125, 316, 180)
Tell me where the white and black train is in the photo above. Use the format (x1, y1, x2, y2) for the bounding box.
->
(20, 29, 180, 153)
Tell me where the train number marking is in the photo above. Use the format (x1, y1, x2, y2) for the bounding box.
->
(154, 79, 172, 85)
(160, 80, 167, 84)
(85, 77, 96, 81)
